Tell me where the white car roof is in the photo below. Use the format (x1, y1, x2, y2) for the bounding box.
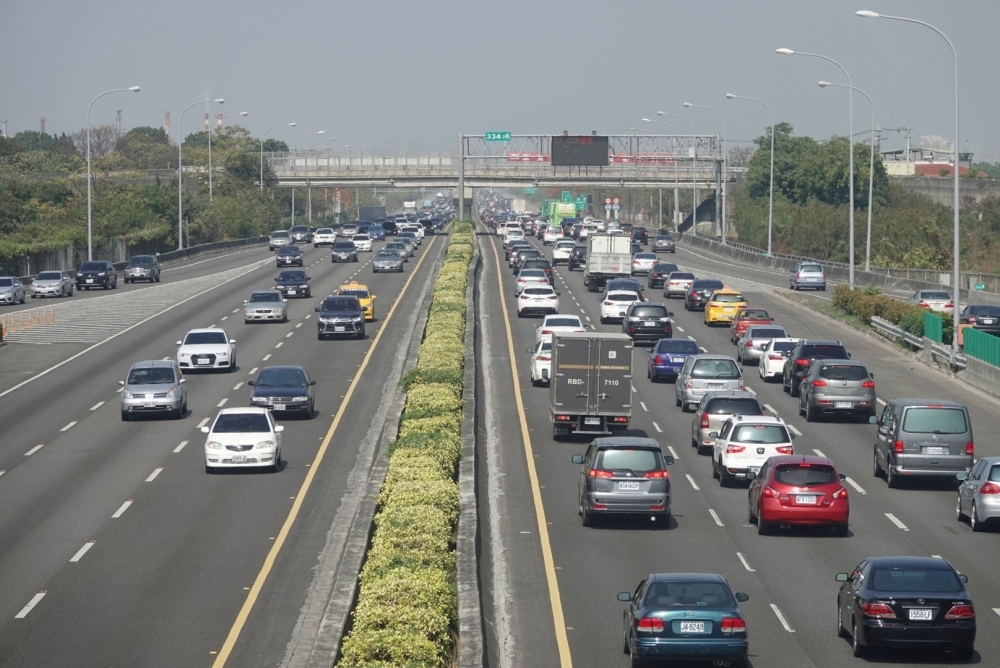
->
(606, 290, 641, 297)
(542, 315, 582, 325)
(726, 415, 786, 427)
(216, 407, 269, 416)
(185, 327, 228, 335)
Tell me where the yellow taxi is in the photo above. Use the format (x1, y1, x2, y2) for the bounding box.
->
(337, 281, 377, 321)
(703, 288, 748, 326)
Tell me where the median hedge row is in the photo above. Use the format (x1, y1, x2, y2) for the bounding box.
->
(832, 284, 953, 343)
(337, 221, 474, 668)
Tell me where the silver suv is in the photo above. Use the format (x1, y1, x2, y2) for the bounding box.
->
(268, 230, 291, 250)
(691, 391, 764, 454)
(120, 360, 187, 421)
(675, 355, 744, 412)
(797, 360, 876, 422)
(789, 261, 826, 291)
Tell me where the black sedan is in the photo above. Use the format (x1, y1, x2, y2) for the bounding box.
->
(331, 241, 359, 263)
(76, 260, 118, 290)
(684, 278, 725, 311)
(248, 365, 315, 418)
(961, 304, 1000, 335)
(567, 244, 587, 271)
(276, 245, 304, 267)
(836, 556, 975, 659)
(274, 270, 311, 298)
(647, 262, 679, 289)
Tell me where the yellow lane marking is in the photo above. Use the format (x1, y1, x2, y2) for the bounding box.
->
(487, 235, 573, 667)
(211, 236, 439, 666)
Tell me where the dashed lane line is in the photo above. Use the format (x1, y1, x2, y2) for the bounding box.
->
(145, 467, 163, 482)
(174, 440, 189, 453)
(197, 418, 210, 429)
(14, 592, 46, 619)
(112, 500, 133, 518)
(275, 342, 284, 348)
(285, 332, 293, 338)
(699, 347, 708, 353)
(770, 604, 795, 632)
(640, 402, 649, 412)
(736, 552, 755, 572)
(675, 326, 684, 333)
(249, 367, 258, 375)
(233, 382, 243, 390)
(763, 403, 778, 414)
(685, 474, 700, 491)
(262, 354, 271, 361)
(787, 424, 802, 437)
(812, 449, 826, 458)
(24, 444, 44, 456)
(60, 421, 76, 432)
(745, 387, 756, 395)
(876, 397, 886, 406)
(652, 422, 663, 433)
(90, 401, 105, 411)
(217, 398, 228, 408)
(708, 509, 724, 527)
(69, 541, 96, 562)
(667, 446, 679, 460)
(885, 513, 909, 531)
(845, 477, 867, 495)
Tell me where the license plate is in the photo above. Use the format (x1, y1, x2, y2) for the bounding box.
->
(909, 608, 933, 621)
(723, 306, 734, 311)
(983, 319, 996, 325)
(287, 290, 296, 295)
(196, 358, 210, 365)
(584, 417, 601, 426)
(86, 279, 94, 283)
(679, 621, 705, 633)
(923, 446, 946, 455)
(795, 495, 818, 504)
(748, 466, 761, 475)
(643, 321, 656, 327)
(618, 481, 640, 490)
(670, 357, 685, 363)
(835, 401, 852, 408)
(334, 326, 345, 332)
(143, 401, 155, 408)
(273, 404, 286, 411)
(706, 382, 724, 388)
(232, 454, 247, 464)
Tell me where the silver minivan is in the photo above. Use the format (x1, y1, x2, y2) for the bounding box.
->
(874, 399, 973, 488)
(790, 261, 826, 291)
(956, 456, 1000, 531)
(120, 360, 187, 421)
(675, 355, 744, 412)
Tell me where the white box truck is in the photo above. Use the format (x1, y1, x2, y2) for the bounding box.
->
(583, 233, 632, 292)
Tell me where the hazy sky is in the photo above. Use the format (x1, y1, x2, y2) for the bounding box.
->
(2, 0, 998, 160)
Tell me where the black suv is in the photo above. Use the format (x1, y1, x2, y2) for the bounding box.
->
(782, 340, 850, 397)
(76, 260, 118, 290)
(512, 248, 542, 274)
(521, 258, 553, 282)
(622, 302, 673, 343)
(647, 262, 679, 289)
(274, 270, 311, 298)
(124, 255, 160, 283)
(315, 296, 365, 339)
(631, 227, 648, 245)
(684, 279, 725, 311)
(568, 244, 587, 271)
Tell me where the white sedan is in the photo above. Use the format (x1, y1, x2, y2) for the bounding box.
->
(313, 228, 336, 247)
(517, 285, 560, 317)
(176, 328, 236, 372)
(352, 234, 373, 252)
(202, 407, 283, 473)
(535, 314, 587, 345)
(600, 290, 643, 324)
(529, 340, 553, 386)
(552, 239, 576, 265)
(514, 268, 550, 295)
(631, 252, 658, 275)
(543, 226, 564, 245)
(757, 338, 802, 381)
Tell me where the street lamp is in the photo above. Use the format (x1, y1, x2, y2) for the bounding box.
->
(178, 97, 225, 250)
(291, 131, 325, 224)
(86, 86, 140, 261)
(642, 118, 676, 231)
(685, 102, 728, 245)
(629, 127, 656, 134)
(209, 111, 248, 204)
(641, 117, 676, 132)
(726, 93, 775, 255)
(659, 111, 697, 235)
(260, 122, 296, 191)
(310, 136, 339, 149)
(856, 10, 962, 349)
(820, 81, 875, 272)
(776, 47, 856, 288)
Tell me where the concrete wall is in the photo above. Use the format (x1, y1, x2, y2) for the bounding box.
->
(890, 175, 1000, 206)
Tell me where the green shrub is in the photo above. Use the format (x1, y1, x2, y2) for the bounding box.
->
(380, 479, 460, 525)
(399, 413, 463, 440)
(338, 627, 444, 668)
(403, 383, 463, 419)
(361, 534, 455, 583)
(899, 310, 925, 337)
(384, 447, 457, 478)
(374, 504, 453, 542)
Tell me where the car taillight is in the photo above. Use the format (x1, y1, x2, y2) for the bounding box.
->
(832, 487, 848, 499)
(795, 359, 810, 366)
(654, 355, 664, 364)
(537, 355, 551, 361)
(604, 301, 613, 306)
(861, 603, 896, 619)
(689, 291, 697, 298)
(726, 444, 745, 454)
(520, 295, 530, 299)
(796, 272, 802, 278)
(517, 278, 526, 282)
(745, 341, 754, 347)
(541, 330, 552, 335)
(685, 379, 693, 388)
(588, 469, 613, 478)
(968, 316, 977, 324)
(720, 617, 746, 635)
(812, 379, 828, 387)
(776, 446, 794, 455)
(637, 617, 664, 633)
(762, 486, 779, 498)
(918, 300, 930, 308)
(945, 605, 975, 620)
(768, 355, 784, 361)
(894, 440, 904, 454)
(945, 302, 954, 309)
(701, 414, 710, 429)
(737, 378, 744, 390)
(966, 442, 975, 456)
(979, 482, 1000, 495)
(644, 470, 669, 479)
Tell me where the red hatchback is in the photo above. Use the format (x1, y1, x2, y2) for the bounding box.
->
(747, 455, 849, 536)
(730, 308, 774, 343)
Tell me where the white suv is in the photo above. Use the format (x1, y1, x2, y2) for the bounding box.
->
(552, 239, 576, 265)
(711, 415, 794, 487)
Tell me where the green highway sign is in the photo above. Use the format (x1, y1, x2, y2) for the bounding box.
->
(561, 191, 573, 203)
(975, 283, 986, 291)
(485, 132, 511, 141)
(523, 187, 537, 194)
(575, 196, 587, 209)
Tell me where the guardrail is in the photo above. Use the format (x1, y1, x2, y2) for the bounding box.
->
(870, 316, 924, 349)
(1, 305, 56, 339)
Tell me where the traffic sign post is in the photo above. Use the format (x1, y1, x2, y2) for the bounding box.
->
(484, 132, 511, 141)
(523, 187, 537, 194)
(574, 196, 587, 210)
(561, 191, 572, 203)
(975, 283, 986, 291)
(604, 204, 612, 214)
(612, 202, 620, 220)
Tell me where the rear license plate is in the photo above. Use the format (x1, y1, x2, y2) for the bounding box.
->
(334, 326, 345, 332)
(584, 417, 601, 426)
(983, 319, 996, 325)
(196, 358, 210, 365)
(795, 495, 818, 504)
(835, 401, 852, 409)
(909, 608, 933, 621)
(232, 454, 247, 464)
(923, 446, 946, 455)
(273, 404, 286, 411)
(670, 357, 685, 363)
(643, 321, 656, 327)
(679, 621, 705, 633)
(748, 466, 761, 475)
(723, 306, 734, 311)
(618, 482, 640, 490)
(706, 382, 724, 388)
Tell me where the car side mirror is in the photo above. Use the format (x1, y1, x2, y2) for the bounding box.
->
(835, 573, 849, 582)
(869, 372, 874, 379)
(847, 353, 852, 358)
(119, 380, 125, 386)
(527, 348, 535, 354)
(275, 425, 285, 433)
(243, 300, 248, 305)
(790, 433, 796, 440)
(309, 380, 316, 386)
(735, 592, 749, 603)
(247, 380, 255, 386)
(956, 472, 968, 481)
(838, 473, 846, 481)
(373, 295, 377, 300)
(178, 378, 186, 384)
(533, 324, 539, 328)
(868, 415, 878, 424)
(709, 431, 719, 439)
(229, 339, 236, 344)
(176, 341, 183, 346)
(274, 277, 279, 281)
(307, 277, 312, 281)
(662, 455, 675, 466)
(200, 426, 210, 434)
(314, 307, 321, 312)
(283, 299, 288, 303)
(770, 317, 775, 321)
(617, 592, 632, 602)
(959, 574, 968, 583)
(571, 454, 584, 464)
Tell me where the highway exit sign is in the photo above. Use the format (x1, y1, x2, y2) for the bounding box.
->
(561, 191, 573, 203)
(523, 187, 537, 194)
(975, 283, 986, 291)
(485, 132, 511, 141)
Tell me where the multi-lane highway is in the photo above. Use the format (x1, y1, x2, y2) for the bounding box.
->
(0, 233, 447, 666)
(479, 222, 1000, 667)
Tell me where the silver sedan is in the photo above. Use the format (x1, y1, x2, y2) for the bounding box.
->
(31, 271, 74, 298)
(0, 277, 26, 304)
(957, 456, 1000, 531)
(244, 290, 288, 323)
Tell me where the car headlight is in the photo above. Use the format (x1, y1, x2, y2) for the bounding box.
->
(123, 388, 133, 399)
(217, 352, 228, 357)
(179, 352, 190, 357)
(97, 272, 106, 276)
(291, 396, 309, 402)
(166, 387, 178, 398)
(255, 440, 275, 450)
(206, 441, 224, 450)
(251, 396, 267, 402)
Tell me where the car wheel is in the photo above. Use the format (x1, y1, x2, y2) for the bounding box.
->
(228, 357, 236, 373)
(852, 621, 866, 657)
(971, 506, 984, 532)
(956, 495, 965, 521)
(712, 458, 720, 480)
(675, 395, 682, 408)
(804, 403, 815, 422)
(629, 653, 645, 668)
(756, 514, 770, 534)
(838, 605, 848, 639)
(748, 500, 757, 524)
(318, 332, 325, 340)
(886, 460, 899, 488)
(789, 379, 800, 398)
(271, 452, 280, 473)
(205, 464, 215, 474)
(873, 448, 884, 478)
(357, 328, 365, 340)
(121, 410, 130, 422)
(582, 503, 594, 527)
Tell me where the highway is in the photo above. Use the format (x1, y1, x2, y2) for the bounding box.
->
(479, 225, 1000, 667)
(0, 233, 447, 666)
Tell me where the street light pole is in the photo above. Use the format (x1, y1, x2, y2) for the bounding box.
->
(659, 111, 697, 234)
(684, 102, 728, 245)
(260, 122, 296, 191)
(726, 93, 775, 255)
(776, 48, 855, 288)
(642, 118, 676, 231)
(209, 111, 248, 204)
(87, 86, 140, 261)
(857, 9, 962, 349)
(820, 81, 875, 272)
(290, 131, 325, 225)
(178, 98, 224, 250)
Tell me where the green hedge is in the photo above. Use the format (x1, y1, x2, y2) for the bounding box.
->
(832, 284, 953, 344)
(337, 221, 474, 668)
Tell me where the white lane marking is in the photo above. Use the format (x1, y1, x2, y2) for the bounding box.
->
(112, 500, 133, 518)
(221, 316, 228, 321)
(305, 314, 312, 320)
(197, 418, 210, 429)
(699, 347, 708, 353)
(60, 421, 77, 432)
(763, 403, 778, 414)
(685, 474, 700, 490)
(745, 387, 756, 395)
(845, 477, 867, 495)
(640, 401, 649, 412)
(736, 552, 755, 572)
(24, 444, 44, 456)
(667, 446, 679, 460)
(69, 541, 96, 562)
(676, 326, 684, 333)
(14, 592, 46, 618)
(0, 470, 5, 478)
(89, 401, 105, 411)
(162, 357, 170, 361)
(295, 322, 302, 329)
(217, 398, 228, 408)
(708, 509, 724, 527)
(812, 449, 826, 458)
(787, 424, 802, 437)
(262, 354, 271, 361)
(993, 608, 1000, 618)
(233, 382, 243, 390)
(584, 315, 591, 321)
(885, 513, 909, 531)
(249, 367, 258, 375)
(876, 397, 886, 406)
(232, 309, 239, 313)
(285, 332, 293, 338)
(275, 342, 284, 348)
(117, 387, 124, 393)
(145, 467, 163, 482)
(687, 335, 696, 341)
(932, 555, 942, 559)
(174, 440, 188, 453)
(652, 422, 663, 433)
(770, 603, 795, 632)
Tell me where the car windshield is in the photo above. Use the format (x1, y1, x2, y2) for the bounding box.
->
(36, 272, 62, 280)
(79, 262, 105, 271)
(706, 398, 761, 415)
(278, 247, 300, 255)
(278, 272, 306, 282)
(988, 465, 1000, 482)
(731, 424, 789, 444)
(970, 305, 1000, 316)
(655, 340, 699, 354)
(333, 242, 356, 250)
(520, 270, 546, 278)
(128, 257, 153, 266)
(634, 253, 656, 260)
(653, 264, 678, 273)
(772, 341, 798, 353)
(656, 235, 674, 241)
(249, 292, 281, 303)
(316, 228, 334, 235)
(545, 317, 581, 327)
(643, 581, 735, 608)
(819, 364, 869, 381)
(608, 281, 640, 291)
(353, 235, 370, 241)
(608, 293, 639, 302)
(711, 293, 745, 303)
(669, 273, 695, 280)
(870, 568, 962, 593)
(740, 310, 769, 319)
(800, 263, 823, 273)
(598, 448, 659, 473)
(902, 407, 968, 434)
(921, 291, 951, 300)
(184, 331, 227, 345)
(127, 367, 176, 385)
(631, 306, 668, 318)
(256, 368, 307, 386)
(524, 287, 555, 296)
(321, 298, 358, 312)
(802, 345, 848, 358)
(271, 231, 289, 238)
(691, 359, 740, 379)
(375, 251, 399, 258)
(0, 278, 12, 287)
(748, 328, 786, 338)
(775, 464, 836, 486)
(290, 226, 309, 233)
(339, 288, 370, 298)
(212, 413, 271, 434)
